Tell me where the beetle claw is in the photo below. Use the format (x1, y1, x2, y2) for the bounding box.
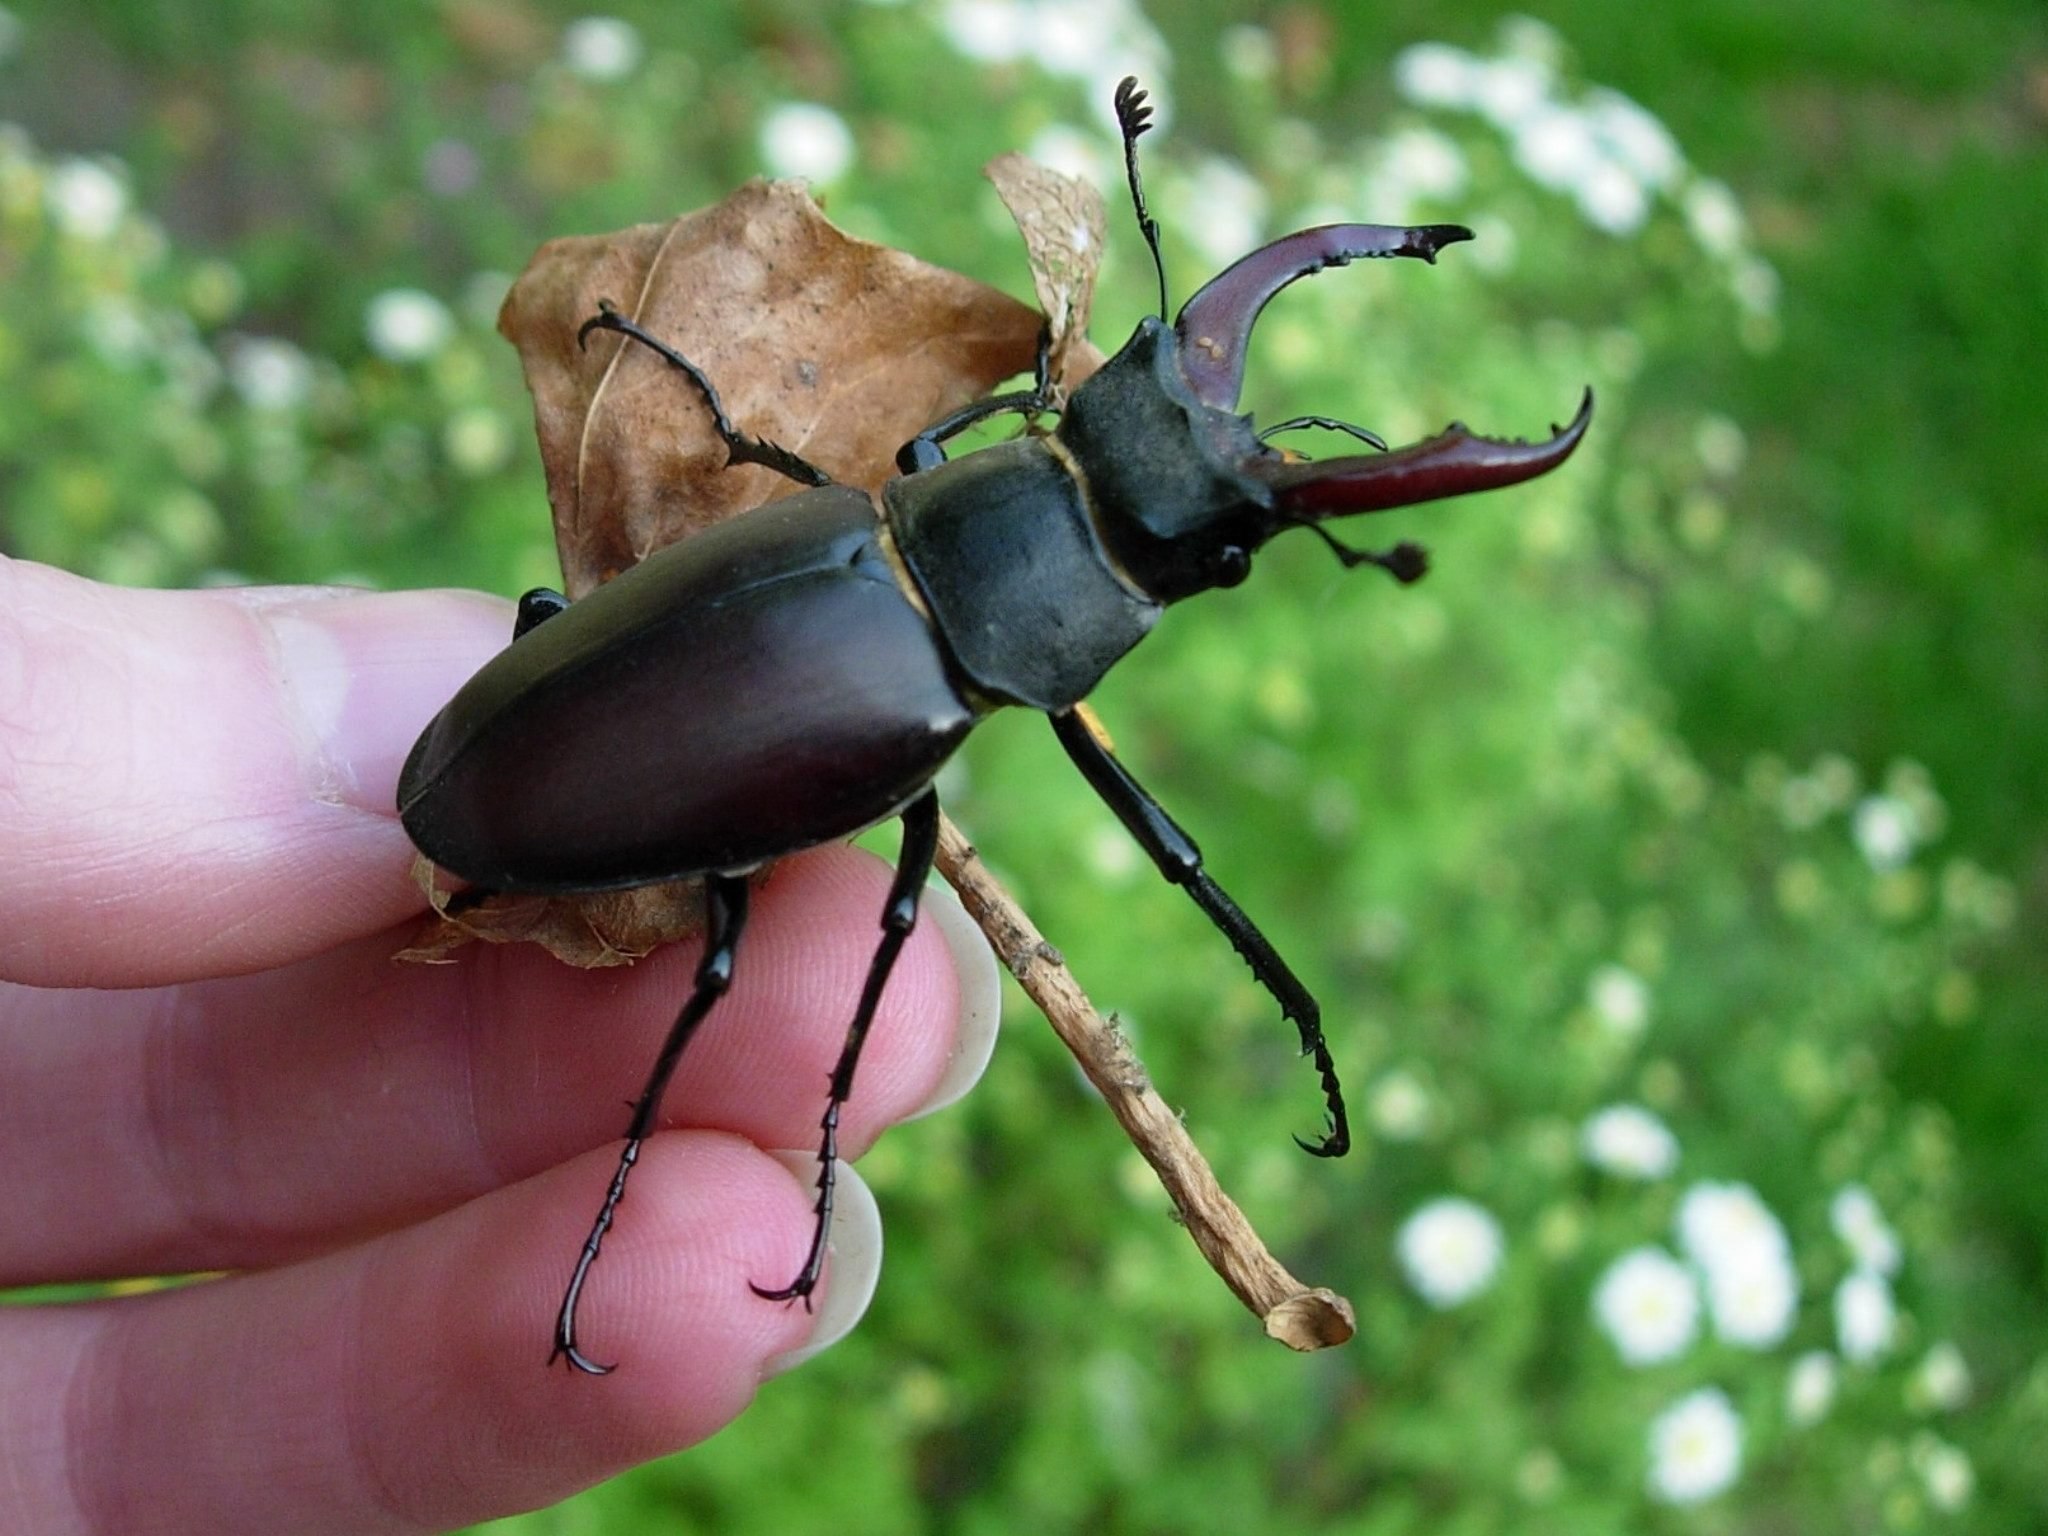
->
(748, 1278, 819, 1311)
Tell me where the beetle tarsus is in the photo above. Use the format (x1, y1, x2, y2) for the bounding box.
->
(750, 790, 942, 1305)
(579, 304, 832, 488)
(1049, 710, 1351, 1158)
(894, 323, 1056, 475)
(552, 874, 751, 1372)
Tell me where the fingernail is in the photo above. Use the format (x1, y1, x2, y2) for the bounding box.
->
(238, 588, 512, 815)
(761, 1155, 882, 1377)
(904, 875, 1001, 1121)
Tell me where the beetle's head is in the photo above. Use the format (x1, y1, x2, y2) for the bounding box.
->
(1055, 221, 1593, 606)
(1059, 81, 1590, 606)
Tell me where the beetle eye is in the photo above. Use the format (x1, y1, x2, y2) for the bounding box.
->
(1212, 545, 1252, 587)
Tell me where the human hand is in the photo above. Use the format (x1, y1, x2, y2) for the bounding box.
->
(0, 556, 998, 1534)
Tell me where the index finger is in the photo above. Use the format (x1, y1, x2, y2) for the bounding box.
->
(0, 556, 510, 988)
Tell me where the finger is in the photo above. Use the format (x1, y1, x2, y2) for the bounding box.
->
(0, 557, 511, 988)
(5, 1134, 856, 1535)
(0, 844, 993, 1283)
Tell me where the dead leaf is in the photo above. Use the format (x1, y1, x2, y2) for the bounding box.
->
(396, 855, 707, 967)
(983, 153, 1106, 390)
(498, 179, 1051, 596)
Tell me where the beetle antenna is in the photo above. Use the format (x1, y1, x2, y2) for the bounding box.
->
(1114, 76, 1170, 319)
(1290, 518, 1430, 584)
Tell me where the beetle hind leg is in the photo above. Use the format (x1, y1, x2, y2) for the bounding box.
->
(551, 873, 752, 1374)
(751, 789, 942, 1305)
(578, 302, 832, 488)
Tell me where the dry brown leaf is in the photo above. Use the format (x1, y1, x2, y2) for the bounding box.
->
(396, 855, 705, 966)
(497, 179, 1051, 597)
(982, 153, 1107, 390)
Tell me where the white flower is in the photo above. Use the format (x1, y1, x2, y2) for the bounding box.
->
(1587, 88, 1682, 189)
(1677, 1181, 1790, 1274)
(1852, 795, 1918, 873)
(1581, 1104, 1679, 1179)
(442, 405, 512, 477)
(1027, 124, 1104, 186)
(760, 102, 855, 184)
(1829, 1183, 1903, 1274)
(1397, 1197, 1504, 1309)
(1575, 161, 1648, 237)
(1511, 105, 1600, 193)
(1912, 1341, 1971, 1412)
(1380, 127, 1468, 202)
(1473, 56, 1554, 129)
(46, 156, 128, 240)
(1588, 964, 1650, 1036)
(1647, 1387, 1743, 1505)
(1835, 1269, 1897, 1364)
(1593, 1247, 1699, 1365)
(1030, 0, 1114, 76)
(1703, 1244, 1798, 1348)
(1175, 155, 1267, 267)
(1368, 1071, 1432, 1141)
(1393, 43, 1483, 110)
(939, 0, 1032, 63)
(1786, 1350, 1839, 1425)
(561, 17, 642, 81)
(227, 335, 312, 412)
(1918, 1440, 1974, 1511)
(1683, 177, 1746, 257)
(364, 288, 455, 363)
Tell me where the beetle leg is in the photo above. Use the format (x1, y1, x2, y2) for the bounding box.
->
(1049, 709, 1350, 1158)
(578, 303, 833, 488)
(751, 788, 942, 1305)
(1258, 415, 1390, 454)
(551, 873, 752, 1375)
(894, 322, 1055, 475)
(514, 587, 568, 637)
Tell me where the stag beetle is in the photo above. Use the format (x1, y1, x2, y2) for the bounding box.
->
(398, 78, 1591, 1373)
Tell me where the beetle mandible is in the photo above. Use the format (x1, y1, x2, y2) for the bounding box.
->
(398, 78, 1592, 1373)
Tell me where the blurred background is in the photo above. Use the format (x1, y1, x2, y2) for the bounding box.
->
(2, 0, 2043, 1530)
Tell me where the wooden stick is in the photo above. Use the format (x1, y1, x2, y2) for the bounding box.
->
(933, 812, 1355, 1351)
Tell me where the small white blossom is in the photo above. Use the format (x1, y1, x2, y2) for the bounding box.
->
(1368, 1071, 1432, 1141)
(227, 335, 313, 411)
(1829, 1183, 1903, 1274)
(365, 288, 455, 363)
(1918, 1440, 1975, 1511)
(1581, 1104, 1679, 1179)
(1393, 43, 1483, 110)
(1852, 795, 1918, 873)
(939, 0, 1032, 63)
(1677, 1181, 1791, 1275)
(1835, 1269, 1898, 1364)
(46, 156, 128, 240)
(1703, 1245, 1798, 1348)
(1473, 56, 1553, 129)
(561, 17, 642, 81)
(1593, 1247, 1699, 1365)
(1175, 155, 1267, 266)
(1587, 88, 1682, 189)
(1576, 161, 1649, 237)
(1787, 1350, 1839, 1425)
(1030, 0, 1113, 76)
(1683, 177, 1746, 257)
(760, 102, 855, 184)
(1588, 964, 1650, 1036)
(1512, 106, 1600, 192)
(1647, 1387, 1743, 1505)
(1026, 124, 1104, 186)
(1380, 127, 1468, 203)
(1397, 1197, 1504, 1309)
(1912, 1341, 1972, 1412)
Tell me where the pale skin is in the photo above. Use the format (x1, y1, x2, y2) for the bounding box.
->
(0, 556, 966, 1534)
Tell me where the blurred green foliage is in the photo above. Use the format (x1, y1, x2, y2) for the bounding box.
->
(2, 0, 2043, 1531)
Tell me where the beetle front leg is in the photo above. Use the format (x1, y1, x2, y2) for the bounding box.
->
(552, 872, 751, 1375)
(513, 587, 568, 638)
(752, 788, 942, 1305)
(1049, 709, 1350, 1158)
(894, 323, 1054, 475)
(578, 303, 833, 489)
